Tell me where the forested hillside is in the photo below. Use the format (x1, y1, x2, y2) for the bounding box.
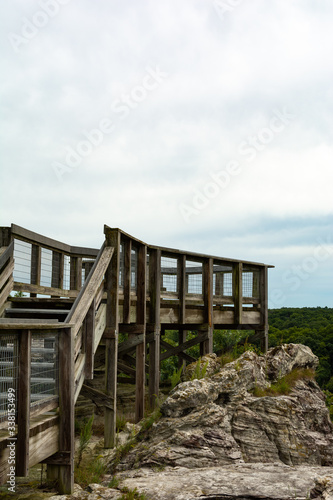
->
(268, 307, 333, 389)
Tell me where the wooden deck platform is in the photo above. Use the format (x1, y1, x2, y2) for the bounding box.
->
(0, 223, 273, 493)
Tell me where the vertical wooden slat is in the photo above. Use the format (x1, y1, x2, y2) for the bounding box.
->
(259, 266, 268, 352)
(30, 244, 41, 297)
(135, 244, 146, 421)
(70, 257, 82, 291)
(51, 251, 59, 288)
(16, 330, 31, 476)
(215, 272, 224, 296)
(148, 248, 161, 409)
(104, 227, 120, 448)
(178, 255, 187, 369)
(58, 327, 74, 494)
(123, 239, 131, 324)
(84, 299, 95, 379)
(201, 258, 213, 355)
(233, 262, 243, 326)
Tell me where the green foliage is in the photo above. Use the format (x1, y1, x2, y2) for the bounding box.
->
(190, 358, 209, 380)
(108, 476, 120, 488)
(74, 455, 106, 488)
(170, 364, 183, 389)
(76, 415, 94, 468)
(119, 486, 148, 499)
(268, 307, 333, 388)
(252, 368, 315, 397)
(116, 413, 127, 433)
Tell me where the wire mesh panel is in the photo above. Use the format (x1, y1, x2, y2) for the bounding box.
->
(213, 263, 233, 297)
(161, 256, 179, 293)
(40, 248, 52, 287)
(13, 239, 32, 284)
(242, 267, 260, 298)
(131, 248, 137, 292)
(186, 260, 203, 295)
(0, 334, 19, 426)
(63, 254, 70, 290)
(30, 333, 58, 406)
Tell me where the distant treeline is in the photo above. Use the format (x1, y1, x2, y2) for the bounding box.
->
(268, 307, 333, 389)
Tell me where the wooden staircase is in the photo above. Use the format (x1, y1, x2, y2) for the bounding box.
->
(0, 223, 273, 494)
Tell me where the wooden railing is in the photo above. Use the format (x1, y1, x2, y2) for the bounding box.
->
(0, 223, 273, 494)
(0, 224, 99, 299)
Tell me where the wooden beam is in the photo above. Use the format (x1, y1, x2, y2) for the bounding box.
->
(16, 330, 32, 476)
(233, 262, 243, 325)
(160, 338, 194, 364)
(104, 227, 120, 448)
(135, 244, 146, 422)
(84, 299, 95, 379)
(148, 248, 161, 409)
(80, 384, 114, 409)
(123, 239, 131, 324)
(58, 327, 74, 494)
(13, 282, 78, 298)
(201, 258, 214, 355)
(118, 333, 144, 355)
(160, 332, 208, 361)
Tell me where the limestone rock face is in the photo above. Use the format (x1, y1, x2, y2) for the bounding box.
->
(114, 344, 333, 471)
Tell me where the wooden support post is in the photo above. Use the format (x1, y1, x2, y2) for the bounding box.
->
(201, 258, 213, 356)
(123, 239, 131, 324)
(84, 299, 95, 379)
(178, 255, 187, 369)
(148, 248, 161, 409)
(58, 327, 74, 494)
(233, 262, 243, 326)
(215, 272, 224, 296)
(30, 244, 41, 298)
(135, 244, 146, 421)
(259, 266, 268, 352)
(70, 257, 82, 291)
(16, 330, 31, 477)
(51, 251, 61, 289)
(104, 227, 120, 448)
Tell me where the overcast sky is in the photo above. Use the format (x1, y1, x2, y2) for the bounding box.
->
(1, 0, 332, 308)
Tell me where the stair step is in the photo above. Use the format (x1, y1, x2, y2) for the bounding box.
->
(5, 308, 69, 320)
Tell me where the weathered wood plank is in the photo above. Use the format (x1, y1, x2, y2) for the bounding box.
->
(160, 332, 208, 361)
(94, 303, 106, 353)
(14, 282, 78, 298)
(118, 333, 144, 355)
(16, 330, 31, 476)
(66, 246, 114, 336)
(80, 384, 114, 409)
(104, 227, 120, 448)
(58, 327, 74, 494)
(0, 258, 14, 291)
(148, 248, 161, 409)
(0, 241, 14, 270)
(83, 299, 95, 379)
(0, 276, 13, 309)
(233, 262, 243, 325)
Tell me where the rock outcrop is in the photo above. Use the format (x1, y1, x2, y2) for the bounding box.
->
(113, 344, 333, 470)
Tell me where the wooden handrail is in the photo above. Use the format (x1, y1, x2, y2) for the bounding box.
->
(65, 243, 114, 336)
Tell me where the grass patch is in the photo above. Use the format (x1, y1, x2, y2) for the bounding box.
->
(74, 455, 106, 488)
(119, 486, 148, 499)
(252, 367, 315, 397)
